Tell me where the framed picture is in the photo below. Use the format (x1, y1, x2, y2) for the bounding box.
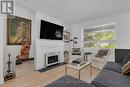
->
(63, 31, 70, 42)
(7, 15, 31, 45)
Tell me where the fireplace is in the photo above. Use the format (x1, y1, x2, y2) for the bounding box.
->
(45, 52, 59, 67)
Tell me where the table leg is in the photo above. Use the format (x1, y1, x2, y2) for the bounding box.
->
(90, 63, 92, 77)
(65, 66, 67, 75)
(79, 70, 80, 80)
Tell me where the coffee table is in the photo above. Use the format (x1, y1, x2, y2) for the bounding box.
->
(65, 62, 92, 80)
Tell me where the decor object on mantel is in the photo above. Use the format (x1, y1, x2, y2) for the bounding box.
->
(7, 15, 31, 45)
(70, 37, 78, 47)
(16, 41, 30, 61)
(4, 53, 15, 81)
(63, 31, 70, 42)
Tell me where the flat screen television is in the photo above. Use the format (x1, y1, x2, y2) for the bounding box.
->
(40, 20, 64, 40)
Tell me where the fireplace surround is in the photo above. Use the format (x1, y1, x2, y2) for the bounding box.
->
(35, 40, 64, 70)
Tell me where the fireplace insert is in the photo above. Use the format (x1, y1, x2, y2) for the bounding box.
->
(45, 52, 59, 67)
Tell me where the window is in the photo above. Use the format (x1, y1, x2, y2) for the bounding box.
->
(84, 23, 116, 48)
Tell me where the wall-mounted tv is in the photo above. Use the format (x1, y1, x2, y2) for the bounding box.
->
(40, 20, 64, 40)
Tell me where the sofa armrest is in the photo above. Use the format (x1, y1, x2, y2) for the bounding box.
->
(92, 69, 130, 87)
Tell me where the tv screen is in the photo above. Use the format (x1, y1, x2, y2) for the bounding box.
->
(40, 20, 64, 40)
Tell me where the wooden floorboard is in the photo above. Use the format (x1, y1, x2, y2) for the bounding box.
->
(16, 60, 35, 79)
(1, 64, 100, 87)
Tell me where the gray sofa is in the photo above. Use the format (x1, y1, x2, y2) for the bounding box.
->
(45, 62, 130, 87)
(91, 62, 130, 87)
(45, 49, 130, 87)
(45, 75, 96, 87)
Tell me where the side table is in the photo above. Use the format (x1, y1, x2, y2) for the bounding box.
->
(65, 62, 92, 80)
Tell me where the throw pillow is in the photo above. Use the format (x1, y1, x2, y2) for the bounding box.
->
(122, 60, 130, 75)
(122, 53, 130, 66)
(95, 49, 108, 58)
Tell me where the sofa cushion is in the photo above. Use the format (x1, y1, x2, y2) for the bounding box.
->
(45, 75, 95, 87)
(95, 49, 108, 58)
(91, 69, 130, 87)
(125, 75, 130, 80)
(103, 62, 122, 73)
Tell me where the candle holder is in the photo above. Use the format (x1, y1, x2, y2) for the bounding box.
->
(4, 53, 15, 81)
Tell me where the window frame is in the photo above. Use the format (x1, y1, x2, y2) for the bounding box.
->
(83, 23, 116, 48)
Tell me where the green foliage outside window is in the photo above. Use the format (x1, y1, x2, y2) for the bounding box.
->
(84, 30, 116, 48)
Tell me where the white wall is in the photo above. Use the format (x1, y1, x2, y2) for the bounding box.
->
(71, 10, 130, 48)
(3, 5, 36, 76)
(71, 10, 130, 62)
(0, 14, 5, 84)
(71, 24, 84, 48)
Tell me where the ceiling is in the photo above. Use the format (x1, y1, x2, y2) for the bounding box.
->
(16, 0, 130, 25)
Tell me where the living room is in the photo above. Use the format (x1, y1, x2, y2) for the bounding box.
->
(0, 0, 130, 87)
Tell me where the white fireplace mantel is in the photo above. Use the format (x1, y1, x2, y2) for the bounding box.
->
(35, 39, 64, 70)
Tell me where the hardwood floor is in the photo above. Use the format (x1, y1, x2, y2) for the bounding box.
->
(1, 64, 100, 87)
(16, 60, 34, 78)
